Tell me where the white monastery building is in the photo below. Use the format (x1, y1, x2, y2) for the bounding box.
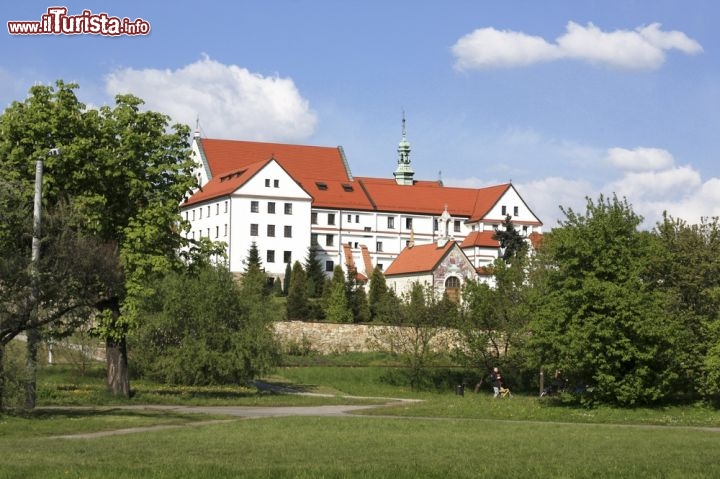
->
(181, 122, 543, 295)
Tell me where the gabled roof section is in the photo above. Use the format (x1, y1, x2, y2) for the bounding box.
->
(303, 178, 375, 210)
(385, 241, 456, 276)
(356, 177, 511, 219)
(460, 231, 500, 249)
(182, 159, 269, 207)
(467, 183, 513, 222)
(200, 138, 352, 181)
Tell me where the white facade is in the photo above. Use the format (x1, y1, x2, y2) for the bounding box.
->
(183, 158, 312, 276)
(182, 135, 543, 282)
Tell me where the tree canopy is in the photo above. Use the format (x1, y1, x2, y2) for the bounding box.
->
(527, 195, 683, 406)
(0, 80, 197, 399)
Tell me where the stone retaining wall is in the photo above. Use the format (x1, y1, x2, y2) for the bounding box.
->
(273, 321, 459, 355)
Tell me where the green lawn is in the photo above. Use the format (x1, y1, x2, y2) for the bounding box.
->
(3, 414, 720, 478)
(2, 353, 720, 478)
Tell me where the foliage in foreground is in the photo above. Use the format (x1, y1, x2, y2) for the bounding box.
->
(129, 264, 279, 385)
(524, 196, 720, 407)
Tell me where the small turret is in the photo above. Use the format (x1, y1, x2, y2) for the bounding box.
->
(393, 113, 415, 185)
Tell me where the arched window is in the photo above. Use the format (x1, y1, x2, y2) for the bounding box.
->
(445, 276, 461, 302)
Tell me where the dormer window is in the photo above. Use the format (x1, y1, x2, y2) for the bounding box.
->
(316, 182, 328, 190)
(342, 184, 353, 192)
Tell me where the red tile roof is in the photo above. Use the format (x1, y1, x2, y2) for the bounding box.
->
(303, 178, 375, 210)
(460, 231, 500, 249)
(183, 160, 269, 207)
(360, 245, 373, 276)
(200, 138, 351, 181)
(189, 138, 538, 225)
(384, 241, 456, 276)
(355, 177, 511, 219)
(528, 231, 544, 249)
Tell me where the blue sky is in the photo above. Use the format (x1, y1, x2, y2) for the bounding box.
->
(2, 1, 719, 229)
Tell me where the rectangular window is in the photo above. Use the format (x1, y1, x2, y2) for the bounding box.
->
(347, 214, 352, 223)
(184, 211, 188, 221)
(325, 260, 334, 272)
(328, 213, 335, 226)
(433, 219, 438, 231)
(267, 225, 275, 237)
(311, 233, 319, 246)
(283, 251, 292, 263)
(405, 218, 413, 229)
(387, 217, 395, 229)
(265, 179, 270, 187)
(326, 234, 334, 246)
(355, 215, 360, 223)
(224, 224, 228, 236)
(501, 205, 507, 216)
(284, 226, 292, 238)
(216, 203, 219, 215)
(224, 201, 228, 213)
(207, 206, 211, 216)
(199, 208, 203, 219)
(267, 250, 275, 263)
(251, 201, 259, 213)
(268, 202, 275, 214)
(206, 228, 210, 237)
(514, 206, 519, 216)
(454, 220, 461, 233)
(250, 224, 258, 236)
(274, 179, 279, 188)
(311, 212, 318, 224)
(215, 226, 219, 238)
(376, 241, 383, 252)
(284, 203, 292, 214)
(192, 210, 195, 221)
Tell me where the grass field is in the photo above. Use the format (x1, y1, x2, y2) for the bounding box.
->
(2, 351, 720, 478)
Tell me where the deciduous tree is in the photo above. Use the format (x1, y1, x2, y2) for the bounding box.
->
(130, 264, 278, 385)
(0, 81, 196, 399)
(527, 195, 681, 406)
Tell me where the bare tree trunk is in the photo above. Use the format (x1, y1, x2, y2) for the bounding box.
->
(106, 336, 130, 397)
(24, 328, 40, 409)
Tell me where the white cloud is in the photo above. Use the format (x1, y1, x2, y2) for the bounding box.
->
(452, 28, 561, 70)
(516, 177, 595, 228)
(607, 166, 701, 201)
(606, 147, 675, 171)
(445, 136, 719, 231)
(452, 22, 702, 71)
(104, 55, 317, 141)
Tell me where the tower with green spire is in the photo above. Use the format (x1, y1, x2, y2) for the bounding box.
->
(393, 113, 415, 185)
